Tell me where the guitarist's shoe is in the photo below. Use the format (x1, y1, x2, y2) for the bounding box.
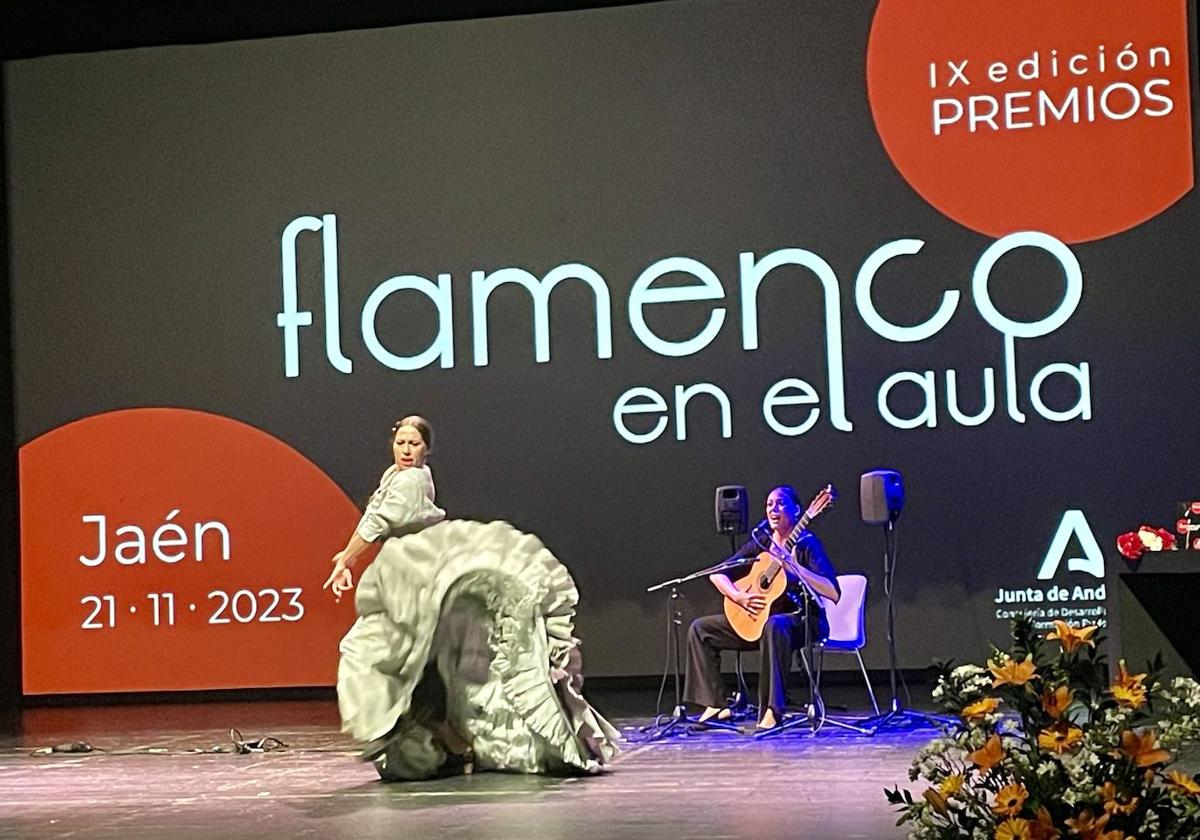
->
(697, 707, 733, 724)
(755, 708, 779, 730)
(690, 707, 739, 733)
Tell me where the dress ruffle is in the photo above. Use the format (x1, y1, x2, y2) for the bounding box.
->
(337, 519, 620, 780)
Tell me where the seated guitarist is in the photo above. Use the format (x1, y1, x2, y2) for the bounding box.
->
(683, 485, 840, 730)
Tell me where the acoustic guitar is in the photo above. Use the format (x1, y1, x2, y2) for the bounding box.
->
(723, 485, 837, 642)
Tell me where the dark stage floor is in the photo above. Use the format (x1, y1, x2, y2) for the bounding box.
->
(0, 689, 940, 840)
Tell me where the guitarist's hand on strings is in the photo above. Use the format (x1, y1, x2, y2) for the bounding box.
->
(732, 591, 767, 618)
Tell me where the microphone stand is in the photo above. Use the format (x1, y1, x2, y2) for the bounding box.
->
(754, 577, 819, 738)
(639, 555, 756, 740)
(858, 519, 950, 732)
(755, 576, 875, 738)
(753, 530, 874, 738)
(726, 531, 755, 722)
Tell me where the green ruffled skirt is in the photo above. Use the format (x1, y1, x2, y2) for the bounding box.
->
(337, 519, 620, 780)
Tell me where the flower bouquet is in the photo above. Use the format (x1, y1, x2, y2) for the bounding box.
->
(885, 617, 1200, 839)
(1117, 527, 1177, 563)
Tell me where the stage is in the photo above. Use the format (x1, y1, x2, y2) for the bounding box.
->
(2, 691, 937, 840)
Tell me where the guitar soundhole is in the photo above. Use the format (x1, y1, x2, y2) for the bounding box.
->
(758, 575, 770, 588)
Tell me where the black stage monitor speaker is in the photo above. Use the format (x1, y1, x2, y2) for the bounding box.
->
(861, 470, 904, 524)
(715, 485, 748, 535)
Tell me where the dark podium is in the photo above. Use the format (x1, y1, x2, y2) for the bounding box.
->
(1108, 551, 1200, 679)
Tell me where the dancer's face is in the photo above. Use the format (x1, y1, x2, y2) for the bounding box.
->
(765, 489, 799, 534)
(392, 425, 428, 470)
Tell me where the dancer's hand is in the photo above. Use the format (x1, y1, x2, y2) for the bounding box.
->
(324, 553, 354, 602)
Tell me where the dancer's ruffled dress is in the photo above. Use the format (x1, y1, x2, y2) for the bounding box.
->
(337, 464, 620, 780)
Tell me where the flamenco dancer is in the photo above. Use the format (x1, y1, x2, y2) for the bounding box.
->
(323, 415, 619, 780)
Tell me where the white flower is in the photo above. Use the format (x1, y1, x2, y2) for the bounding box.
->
(1103, 708, 1131, 728)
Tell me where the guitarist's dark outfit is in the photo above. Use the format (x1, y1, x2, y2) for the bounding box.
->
(683, 531, 840, 719)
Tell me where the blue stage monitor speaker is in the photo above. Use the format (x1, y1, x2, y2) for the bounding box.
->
(860, 470, 904, 524)
(714, 485, 748, 535)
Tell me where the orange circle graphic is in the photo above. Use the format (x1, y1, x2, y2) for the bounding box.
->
(867, 0, 1194, 242)
(19, 408, 367, 694)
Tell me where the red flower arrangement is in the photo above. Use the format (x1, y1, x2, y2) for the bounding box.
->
(1116, 525, 1177, 560)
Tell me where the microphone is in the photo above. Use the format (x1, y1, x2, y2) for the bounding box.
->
(749, 519, 771, 547)
(723, 520, 771, 565)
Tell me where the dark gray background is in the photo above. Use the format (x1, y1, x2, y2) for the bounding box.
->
(6, 0, 1199, 680)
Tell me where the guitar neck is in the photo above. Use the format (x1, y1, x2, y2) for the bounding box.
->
(781, 513, 812, 553)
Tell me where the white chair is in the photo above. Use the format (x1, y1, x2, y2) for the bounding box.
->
(757, 573, 879, 738)
(815, 573, 879, 716)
